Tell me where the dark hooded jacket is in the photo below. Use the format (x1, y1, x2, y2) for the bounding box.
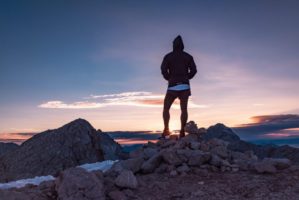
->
(161, 35, 197, 88)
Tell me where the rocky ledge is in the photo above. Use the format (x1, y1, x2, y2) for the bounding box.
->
(1, 127, 299, 200)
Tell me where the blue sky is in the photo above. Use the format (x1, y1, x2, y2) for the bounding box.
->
(0, 0, 299, 136)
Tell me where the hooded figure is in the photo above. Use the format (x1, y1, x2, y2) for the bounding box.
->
(160, 35, 197, 138)
(173, 35, 184, 51)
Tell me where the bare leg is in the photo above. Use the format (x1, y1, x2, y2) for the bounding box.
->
(163, 92, 176, 135)
(179, 92, 189, 137)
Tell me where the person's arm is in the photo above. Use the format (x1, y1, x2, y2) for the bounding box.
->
(161, 56, 170, 80)
(188, 56, 197, 79)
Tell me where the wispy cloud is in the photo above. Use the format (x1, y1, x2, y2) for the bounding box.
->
(233, 114, 299, 140)
(39, 91, 208, 109)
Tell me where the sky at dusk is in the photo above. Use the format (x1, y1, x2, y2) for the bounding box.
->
(1, 1, 299, 141)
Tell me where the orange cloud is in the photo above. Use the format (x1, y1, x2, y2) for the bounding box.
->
(39, 91, 208, 109)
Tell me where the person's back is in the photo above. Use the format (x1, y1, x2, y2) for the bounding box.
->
(160, 35, 197, 138)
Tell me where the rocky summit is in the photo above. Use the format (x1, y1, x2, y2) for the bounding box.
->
(0, 118, 123, 182)
(1, 121, 299, 200)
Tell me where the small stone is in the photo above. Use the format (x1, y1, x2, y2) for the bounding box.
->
(161, 140, 177, 148)
(197, 181, 204, 185)
(162, 149, 183, 166)
(170, 170, 178, 176)
(188, 151, 211, 166)
(232, 167, 239, 172)
(253, 161, 277, 174)
(141, 152, 163, 173)
(143, 148, 158, 160)
(115, 170, 138, 189)
(190, 141, 201, 150)
(177, 164, 190, 173)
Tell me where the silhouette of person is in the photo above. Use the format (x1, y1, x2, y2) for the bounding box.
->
(161, 35, 197, 138)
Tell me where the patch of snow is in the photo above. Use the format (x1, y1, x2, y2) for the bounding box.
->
(0, 160, 118, 190)
(78, 160, 118, 172)
(0, 175, 55, 189)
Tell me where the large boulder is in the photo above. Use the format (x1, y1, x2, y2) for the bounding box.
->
(115, 170, 138, 189)
(55, 167, 105, 200)
(204, 123, 240, 143)
(0, 118, 123, 182)
(141, 152, 163, 173)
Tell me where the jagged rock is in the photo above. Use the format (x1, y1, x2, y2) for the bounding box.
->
(209, 154, 223, 167)
(0, 119, 124, 182)
(155, 163, 168, 173)
(204, 123, 240, 143)
(177, 164, 190, 173)
(185, 121, 199, 134)
(262, 158, 291, 170)
(188, 151, 211, 166)
(116, 157, 144, 173)
(176, 149, 193, 162)
(181, 134, 199, 143)
(109, 190, 127, 200)
(210, 146, 229, 159)
(190, 141, 200, 150)
(141, 152, 163, 173)
(208, 138, 229, 147)
(0, 142, 18, 157)
(170, 170, 178, 176)
(55, 167, 105, 200)
(143, 147, 159, 160)
(162, 149, 183, 166)
(253, 160, 277, 174)
(161, 140, 176, 148)
(115, 170, 138, 189)
(97, 130, 123, 160)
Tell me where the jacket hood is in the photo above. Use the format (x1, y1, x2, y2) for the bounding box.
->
(173, 35, 184, 51)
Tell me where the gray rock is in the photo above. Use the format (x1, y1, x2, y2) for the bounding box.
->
(0, 119, 124, 182)
(170, 170, 178, 176)
(181, 134, 199, 143)
(55, 167, 105, 200)
(143, 147, 159, 160)
(190, 141, 200, 150)
(253, 160, 277, 174)
(263, 158, 291, 170)
(177, 164, 190, 173)
(117, 157, 144, 173)
(188, 151, 211, 166)
(210, 146, 229, 159)
(184, 121, 199, 134)
(141, 152, 163, 173)
(115, 170, 138, 189)
(161, 140, 176, 148)
(162, 149, 183, 166)
(203, 123, 240, 143)
(209, 154, 223, 167)
(176, 149, 193, 162)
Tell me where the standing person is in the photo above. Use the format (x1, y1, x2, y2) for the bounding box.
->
(161, 35, 197, 138)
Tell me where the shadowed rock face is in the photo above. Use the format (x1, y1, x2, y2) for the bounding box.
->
(0, 118, 123, 183)
(204, 123, 241, 142)
(0, 142, 18, 157)
(203, 123, 299, 164)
